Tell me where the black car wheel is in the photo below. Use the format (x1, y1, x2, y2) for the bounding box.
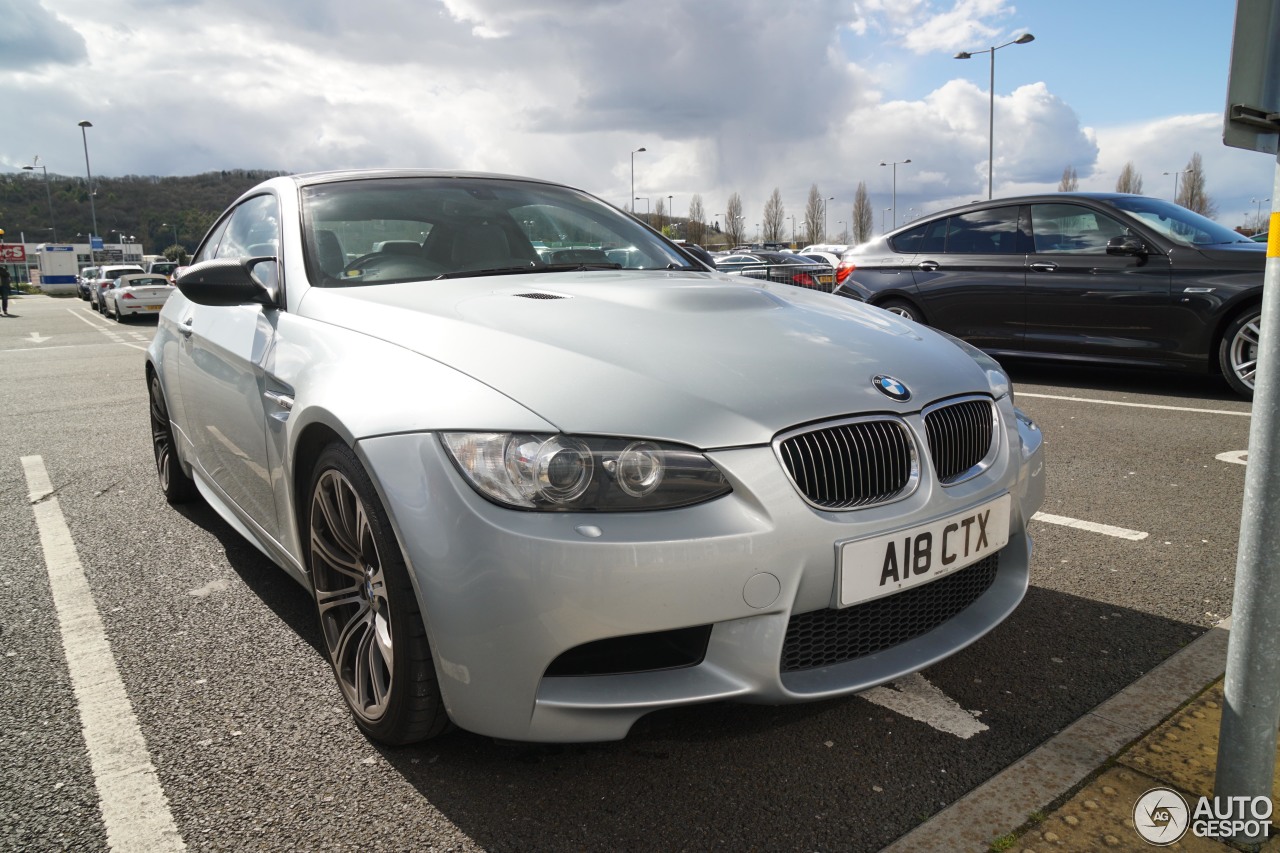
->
(1219, 306, 1261, 399)
(307, 443, 449, 745)
(878, 298, 924, 324)
(148, 373, 197, 503)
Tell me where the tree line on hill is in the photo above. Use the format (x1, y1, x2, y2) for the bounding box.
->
(0, 169, 286, 257)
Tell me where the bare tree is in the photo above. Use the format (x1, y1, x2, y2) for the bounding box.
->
(1058, 165, 1079, 192)
(762, 188, 785, 243)
(1115, 161, 1144, 194)
(804, 185, 824, 245)
(725, 192, 745, 247)
(852, 181, 874, 245)
(687, 194, 705, 246)
(653, 196, 666, 232)
(1177, 152, 1216, 217)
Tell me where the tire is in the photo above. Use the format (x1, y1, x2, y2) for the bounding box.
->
(1219, 306, 1261, 399)
(307, 443, 449, 745)
(115, 304, 128, 323)
(148, 373, 197, 503)
(877, 298, 925, 324)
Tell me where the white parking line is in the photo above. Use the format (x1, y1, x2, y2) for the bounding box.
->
(1216, 450, 1248, 466)
(65, 308, 151, 351)
(1018, 392, 1250, 417)
(861, 672, 988, 739)
(1031, 512, 1148, 541)
(21, 456, 186, 852)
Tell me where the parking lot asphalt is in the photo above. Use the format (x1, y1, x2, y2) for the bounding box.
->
(0, 292, 1265, 852)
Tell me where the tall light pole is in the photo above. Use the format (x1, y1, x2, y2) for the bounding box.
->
(78, 120, 99, 242)
(955, 33, 1035, 200)
(1251, 197, 1270, 231)
(879, 159, 912, 228)
(630, 147, 646, 214)
(23, 157, 57, 242)
(634, 197, 650, 225)
(161, 221, 179, 251)
(1163, 169, 1192, 204)
(882, 207, 892, 234)
(666, 194, 673, 235)
(824, 196, 834, 243)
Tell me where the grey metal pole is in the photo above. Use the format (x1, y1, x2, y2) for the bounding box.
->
(1214, 157, 1280, 847)
(79, 121, 98, 240)
(987, 46, 995, 200)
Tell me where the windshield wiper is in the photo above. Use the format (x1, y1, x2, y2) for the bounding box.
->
(432, 265, 542, 280)
(534, 262, 624, 272)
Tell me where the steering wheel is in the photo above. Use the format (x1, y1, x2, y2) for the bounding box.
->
(340, 252, 445, 280)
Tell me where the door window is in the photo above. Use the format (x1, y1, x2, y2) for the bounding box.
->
(1031, 204, 1128, 254)
(944, 206, 1022, 254)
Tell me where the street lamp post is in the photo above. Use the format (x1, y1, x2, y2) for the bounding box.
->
(824, 197, 834, 243)
(882, 207, 892, 234)
(1252, 197, 1270, 231)
(630, 147, 646, 214)
(634, 197, 650, 226)
(1163, 169, 1192, 204)
(879, 160, 912, 228)
(78, 120, 99, 242)
(837, 220, 846, 242)
(161, 221, 179, 251)
(23, 157, 57, 242)
(666, 195, 673, 235)
(954, 33, 1035, 200)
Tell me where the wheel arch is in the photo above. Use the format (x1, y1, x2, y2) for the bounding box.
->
(1209, 295, 1263, 376)
(871, 293, 929, 324)
(290, 420, 348, 578)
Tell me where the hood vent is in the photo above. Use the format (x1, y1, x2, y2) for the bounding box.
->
(513, 292, 569, 300)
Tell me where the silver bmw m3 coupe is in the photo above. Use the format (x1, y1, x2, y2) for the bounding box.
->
(146, 170, 1046, 744)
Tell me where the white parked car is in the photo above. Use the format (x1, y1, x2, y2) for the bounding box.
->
(104, 273, 174, 321)
(89, 264, 145, 312)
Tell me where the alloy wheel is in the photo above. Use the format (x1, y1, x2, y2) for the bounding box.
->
(310, 469, 395, 724)
(1229, 313, 1260, 393)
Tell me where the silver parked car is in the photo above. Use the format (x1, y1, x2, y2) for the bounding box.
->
(146, 170, 1046, 745)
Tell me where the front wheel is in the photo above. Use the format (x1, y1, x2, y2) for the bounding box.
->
(1219, 307, 1261, 399)
(307, 443, 449, 745)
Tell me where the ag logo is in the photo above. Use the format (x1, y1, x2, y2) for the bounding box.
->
(1133, 787, 1189, 845)
(873, 375, 910, 402)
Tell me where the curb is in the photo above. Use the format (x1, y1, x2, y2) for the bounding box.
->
(880, 619, 1232, 852)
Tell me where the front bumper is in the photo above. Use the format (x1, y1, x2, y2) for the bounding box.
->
(357, 399, 1045, 742)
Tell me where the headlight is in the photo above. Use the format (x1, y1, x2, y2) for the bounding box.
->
(441, 433, 731, 511)
(936, 332, 1012, 401)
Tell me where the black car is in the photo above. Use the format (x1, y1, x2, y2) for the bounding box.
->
(715, 251, 835, 292)
(834, 193, 1265, 397)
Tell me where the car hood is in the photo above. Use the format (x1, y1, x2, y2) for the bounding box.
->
(1193, 243, 1267, 265)
(298, 273, 995, 448)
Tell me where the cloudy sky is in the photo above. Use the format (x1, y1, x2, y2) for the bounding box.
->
(2, 0, 1276, 239)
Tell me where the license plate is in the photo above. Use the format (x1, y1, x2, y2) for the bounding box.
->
(143, 305, 161, 311)
(837, 493, 1012, 607)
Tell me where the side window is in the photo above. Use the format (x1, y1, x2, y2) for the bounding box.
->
(891, 219, 947, 254)
(193, 217, 232, 265)
(212, 194, 281, 291)
(944, 206, 1021, 254)
(1031, 204, 1128, 254)
(215, 194, 280, 260)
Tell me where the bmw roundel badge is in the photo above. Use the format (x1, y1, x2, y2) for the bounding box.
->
(873, 375, 911, 402)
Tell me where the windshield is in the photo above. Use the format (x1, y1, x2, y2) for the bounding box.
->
(301, 176, 698, 286)
(1110, 196, 1252, 247)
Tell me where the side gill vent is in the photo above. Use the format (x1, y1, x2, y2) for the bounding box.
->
(513, 292, 569, 300)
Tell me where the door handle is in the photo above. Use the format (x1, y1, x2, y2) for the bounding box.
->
(1029, 262, 1058, 272)
(917, 260, 939, 272)
(178, 317, 194, 337)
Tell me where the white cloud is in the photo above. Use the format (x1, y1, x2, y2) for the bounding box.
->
(3, 0, 1269, 232)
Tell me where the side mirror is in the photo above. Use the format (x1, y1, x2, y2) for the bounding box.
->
(1106, 235, 1148, 256)
(175, 257, 277, 307)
